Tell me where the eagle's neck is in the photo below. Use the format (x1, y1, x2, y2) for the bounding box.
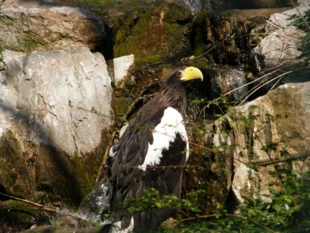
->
(158, 81, 187, 116)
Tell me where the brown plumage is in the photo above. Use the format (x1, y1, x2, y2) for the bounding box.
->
(106, 66, 203, 232)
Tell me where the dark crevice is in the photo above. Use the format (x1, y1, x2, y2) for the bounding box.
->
(0, 185, 9, 201)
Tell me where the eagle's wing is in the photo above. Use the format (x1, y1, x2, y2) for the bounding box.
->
(108, 106, 189, 229)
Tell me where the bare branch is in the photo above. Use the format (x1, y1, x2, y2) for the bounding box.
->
(0, 192, 56, 212)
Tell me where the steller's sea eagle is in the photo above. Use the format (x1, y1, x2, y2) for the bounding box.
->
(106, 66, 203, 232)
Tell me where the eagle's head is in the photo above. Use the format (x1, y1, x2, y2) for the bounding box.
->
(179, 66, 203, 82)
(166, 66, 203, 86)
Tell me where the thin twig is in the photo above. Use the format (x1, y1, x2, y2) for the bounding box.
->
(191, 46, 216, 60)
(249, 152, 310, 166)
(95, 131, 116, 183)
(0, 192, 56, 212)
(238, 70, 293, 106)
(291, 0, 310, 33)
(204, 65, 285, 111)
(189, 141, 213, 152)
(123, 83, 155, 120)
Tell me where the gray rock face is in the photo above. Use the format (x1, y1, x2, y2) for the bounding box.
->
(298, 0, 310, 6)
(0, 47, 113, 155)
(253, 26, 306, 71)
(265, 6, 310, 33)
(205, 82, 310, 203)
(252, 6, 308, 71)
(253, 4, 310, 71)
(214, 69, 247, 100)
(0, 0, 105, 51)
(0, 47, 113, 214)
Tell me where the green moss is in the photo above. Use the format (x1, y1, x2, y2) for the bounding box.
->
(112, 96, 132, 119)
(0, 200, 47, 231)
(10, 33, 40, 53)
(164, 2, 192, 23)
(113, 0, 193, 68)
(71, 157, 98, 197)
(191, 10, 212, 57)
(79, 0, 117, 8)
(22, 34, 39, 53)
(3, 20, 14, 26)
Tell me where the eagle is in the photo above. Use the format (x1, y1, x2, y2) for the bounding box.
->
(105, 66, 203, 232)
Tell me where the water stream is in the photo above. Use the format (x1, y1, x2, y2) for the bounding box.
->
(183, 0, 202, 12)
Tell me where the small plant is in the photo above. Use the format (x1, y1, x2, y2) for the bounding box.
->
(49, 217, 64, 227)
(0, 52, 4, 71)
(293, 9, 310, 60)
(3, 20, 13, 26)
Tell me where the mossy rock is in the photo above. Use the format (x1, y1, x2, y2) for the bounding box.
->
(0, 200, 50, 231)
(112, 0, 193, 68)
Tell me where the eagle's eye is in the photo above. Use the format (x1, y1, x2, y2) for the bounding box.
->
(177, 71, 182, 76)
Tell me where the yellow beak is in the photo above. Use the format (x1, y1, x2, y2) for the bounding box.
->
(180, 66, 203, 81)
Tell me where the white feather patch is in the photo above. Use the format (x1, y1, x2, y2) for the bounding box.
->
(138, 107, 189, 171)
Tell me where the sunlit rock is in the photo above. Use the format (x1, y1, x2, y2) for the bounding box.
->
(0, 0, 105, 51)
(252, 5, 309, 71)
(297, 0, 310, 6)
(265, 6, 310, 33)
(252, 26, 306, 71)
(205, 81, 310, 203)
(108, 54, 135, 87)
(0, 47, 113, 224)
(1, 47, 113, 155)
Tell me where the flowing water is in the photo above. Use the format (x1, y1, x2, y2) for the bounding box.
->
(183, 0, 202, 12)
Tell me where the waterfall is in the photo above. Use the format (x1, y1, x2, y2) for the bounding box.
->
(78, 179, 111, 223)
(183, 0, 202, 13)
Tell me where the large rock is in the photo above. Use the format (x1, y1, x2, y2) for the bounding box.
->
(252, 26, 306, 71)
(204, 82, 310, 204)
(298, 0, 310, 6)
(0, 47, 113, 155)
(0, 47, 113, 230)
(0, 0, 105, 51)
(252, 6, 308, 71)
(265, 6, 310, 33)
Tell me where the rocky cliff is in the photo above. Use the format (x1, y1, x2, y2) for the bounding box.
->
(0, 0, 309, 232)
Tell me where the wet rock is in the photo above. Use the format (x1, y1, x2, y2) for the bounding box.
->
(191, 8, 288, 66)
(214, 69, 247, 100)
(78, 179, 110, 223)
(0, 0, 105, 52)
(183, 0, 202, 12)
(204, 81, 310, 204)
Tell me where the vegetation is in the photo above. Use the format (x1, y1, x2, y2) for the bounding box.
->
(98, 7, 310, 231)
(101, 167, 310, 232)
(294, 9, 310, 60)
(78, 0, 117, 8)
(0, 51, 4, 71)
(101, 88, 310, 232)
